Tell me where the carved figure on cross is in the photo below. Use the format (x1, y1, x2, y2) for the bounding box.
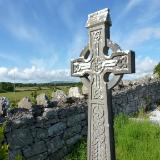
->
(71, 8, 135, 160)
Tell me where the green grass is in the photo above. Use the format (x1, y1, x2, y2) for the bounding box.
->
(0, 85, 71, 106)
(0, 89, 52, 105)
(65, 115, 160, 160)
(0, 124, 8, 160)
(65, 138, 87, 160)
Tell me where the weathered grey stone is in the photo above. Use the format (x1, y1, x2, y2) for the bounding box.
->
(67, 113, 86, 127)
(66, 134, 82, 146)
(7, 128, 33, 149)
(18, 97, 32, 109)
(12, 114, 34, 129)
(53, 90, 66, 102)
(28, 152, 48, 160)
(50, 146, 68, 160)
(68, 87, 83, 98)
(0, 97, 10, 115)
(43, 108, 58, 119)
(63, 125, 82, 139)
(47, 136, 65, 153)
(23, 141, 47, 158)
(36, 128, 48, 139)
(36, 93, 49, 107)
(48, 122, 66, 137)
(81, 126, 87, 136)
(82, 84, 89, 95)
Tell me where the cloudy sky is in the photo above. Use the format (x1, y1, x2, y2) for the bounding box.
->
(0, 0, 159, 83)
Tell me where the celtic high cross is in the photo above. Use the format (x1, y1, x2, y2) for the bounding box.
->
(71, 8, 135, 160)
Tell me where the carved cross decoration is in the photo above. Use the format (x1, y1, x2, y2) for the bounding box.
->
(71, 8, 135, 160)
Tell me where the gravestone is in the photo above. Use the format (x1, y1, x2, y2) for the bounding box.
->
(71, 8, 135, 160)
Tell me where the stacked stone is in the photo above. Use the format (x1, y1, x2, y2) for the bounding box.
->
(112, 79, 160, 115)
(2, 77, 160, 159)
(5, 101, 88, 160)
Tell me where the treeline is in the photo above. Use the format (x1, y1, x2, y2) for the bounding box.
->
(0, 82, 14, 92)
(15, 82, 82, 87)
(0, 81, 82, 93)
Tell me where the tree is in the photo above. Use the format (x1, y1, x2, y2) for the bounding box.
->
(0, 82, 14, 92)
(154, 62, 160, 78)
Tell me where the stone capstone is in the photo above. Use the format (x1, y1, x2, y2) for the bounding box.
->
(36, 93, 49, 107)
(18, 97, 32, 109)
(68, 87, 83, 98)
(0, 97, 10, 115)
(82, 85, 89, 95)
(53, 90, 66, 101)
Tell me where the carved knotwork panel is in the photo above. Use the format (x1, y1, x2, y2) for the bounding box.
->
(72, 53, 130, 77)
(91, 29, 102, 56)
(91, 75, 103, 100)
(91, 103, 107, 160)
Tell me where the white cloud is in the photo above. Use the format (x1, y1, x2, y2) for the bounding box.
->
(0, 66, 76, 83)
(121, 27, 160, 48)
(0, 56, 157, 83)
(125, 56, 158, 79)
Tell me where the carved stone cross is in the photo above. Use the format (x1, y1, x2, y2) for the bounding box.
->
(71, 8, 135, 160)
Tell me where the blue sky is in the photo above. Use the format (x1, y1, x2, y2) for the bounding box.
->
(0, 0, 159, 82)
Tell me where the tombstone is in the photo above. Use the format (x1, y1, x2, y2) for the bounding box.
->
(18, 97, 32, 109)
(68, 87, 84, 98)
(71, 8, 135, 160)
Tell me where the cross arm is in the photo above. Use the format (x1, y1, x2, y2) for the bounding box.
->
(103, 50, 135, 75)
(71, 56, 91, 77)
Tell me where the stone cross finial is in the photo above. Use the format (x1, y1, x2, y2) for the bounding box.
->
(71, 8, 135, 160)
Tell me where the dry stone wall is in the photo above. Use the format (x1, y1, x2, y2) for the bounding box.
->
(112, 77, 160, 115)
(4, 101, 88, 160)
(3, 77, 160, 160)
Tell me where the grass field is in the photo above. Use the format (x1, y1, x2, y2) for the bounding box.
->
(65, 115, 160, 160)
(0, 85, 71, 106)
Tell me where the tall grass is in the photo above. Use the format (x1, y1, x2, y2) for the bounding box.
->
(0, 125, 8, 160)
(65, 115, 160, 160)
(115, 115, 160, 160)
